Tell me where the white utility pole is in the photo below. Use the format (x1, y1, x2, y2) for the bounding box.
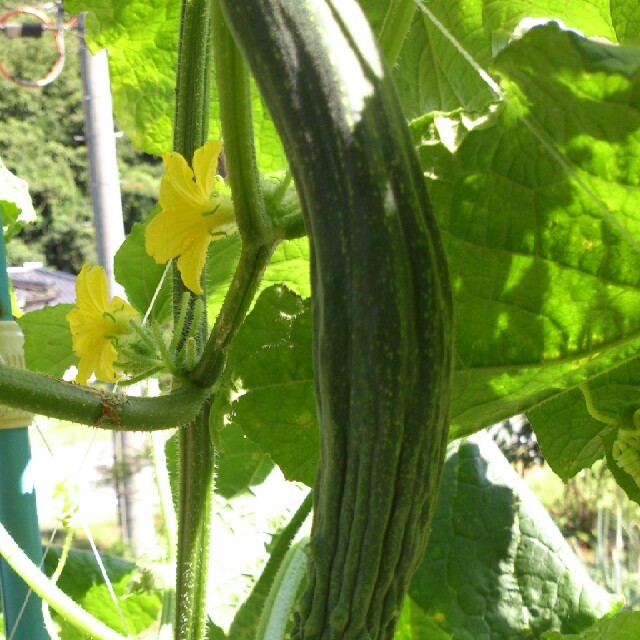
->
(78, 13, 156, 559)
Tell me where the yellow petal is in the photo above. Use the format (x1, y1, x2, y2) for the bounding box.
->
(193, 140, 222, 197)
(176, 236, 212, 294)
(159, 151, 204, 210)
(146, 206, 210, 265)
(76, 339, 118, 384)
(76, 265, 110, 315)
(94, 341, 119, 383)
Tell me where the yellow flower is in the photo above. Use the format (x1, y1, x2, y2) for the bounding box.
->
(145, 139, 236, 294)
(67, 265, 139, 385)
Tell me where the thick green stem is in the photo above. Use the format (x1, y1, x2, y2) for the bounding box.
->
(174, 0, 213, 163)
(173, 0, 213, 350)
(190, 243, 275, 387)
(0, 363, 208, 430)
(175, 402, 215, 640)
(188, 1, 277, 390)
(212, 0, 271, 242)
(378, 0, 416, 67)
(172, 3, 216, 640)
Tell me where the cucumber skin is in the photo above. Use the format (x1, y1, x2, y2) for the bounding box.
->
(219, 2, 453, 638)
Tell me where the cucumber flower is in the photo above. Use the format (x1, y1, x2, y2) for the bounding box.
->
(145, 139, 236, 294)
(67, 264, 139, 385)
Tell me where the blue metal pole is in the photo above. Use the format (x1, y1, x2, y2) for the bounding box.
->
(0, 211, 48, 639)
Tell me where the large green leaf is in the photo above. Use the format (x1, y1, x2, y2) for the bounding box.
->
(393, 0, 618, 117)
(416, 24, 640, 439)
(63, 0, 286, 169)
(18, 305, 77, 377)
(0, 158, 35, 243)
(403, 433, 619, 639)
(225, 286, 316, 487)
(542, 611, 640, 639)
(63, 0, 181, 156)
(43, 546, 161, 637)
(221, 26, 640, 481)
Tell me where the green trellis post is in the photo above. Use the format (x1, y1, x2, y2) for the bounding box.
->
(0, 211, 48, 639)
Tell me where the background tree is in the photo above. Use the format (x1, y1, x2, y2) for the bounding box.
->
(0, 1, 162, 273)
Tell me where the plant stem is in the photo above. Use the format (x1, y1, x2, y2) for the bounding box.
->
(175, 402, 215, 640)
(212, 0, 271, 243)
(188, 0, 277, 390)
(173, 0, 213, 351)
(0, 363, 208, 430)
(152, 430, 178, 639)
(172, 3, 216, 639)
(378, 0, 416, 67)
(0, 521, 126, 640)
(229, 491, 313, 640)
(190, 242, 274, 388)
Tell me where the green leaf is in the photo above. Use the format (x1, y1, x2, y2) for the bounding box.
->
(611, 0, 640, 44)
(63, 0, 287, 169)
(394, 0, 618, 117)
(528, 389, 611, 482)
(601, 427, 640, 506)
(530, 358, 640, 502)
(261, 238, 311, 300)
(207, 483, 309, 633)
(43, 546, 161, 637)
(406, 432, 619, 639)
(0, 158, 36, 243)
(64, 0, 181, 155)
(225, 286, 316, 487)
(415, 25, 640, 438)
(542, 611, 640, 639)
(206, 236, 310, 323)
(394, 596, 453, 639)
(216, 423, 274, 500)
(18, 305, 77, 377)
(114, 210, 172, 321)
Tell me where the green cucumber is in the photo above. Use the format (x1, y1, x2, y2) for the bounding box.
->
(220, 2, 453, 638)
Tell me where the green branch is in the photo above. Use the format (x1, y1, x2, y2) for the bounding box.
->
(378, 0, 416, 67)
(0, 521, 126, 640)
(0, 364, 209, 430)
(212, 0, 271, 242)
(190, 4, 276, 389)
(190, 242, 274, 387)
(172, 3, 217, 640)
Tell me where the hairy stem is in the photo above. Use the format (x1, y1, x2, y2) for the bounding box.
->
(188, 2, 277, 389)
(212, 0, 270, 242)
(172, 3, 216, 639)
(190, 243, 274, 387)
(175, 403, 215, 640)
(0, 363, 208, 430)
(378, 0, 416, 66)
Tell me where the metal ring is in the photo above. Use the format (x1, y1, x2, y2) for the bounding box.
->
(0, 7, 65, 88)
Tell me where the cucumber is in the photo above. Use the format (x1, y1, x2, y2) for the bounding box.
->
(219, 1, 453, 638)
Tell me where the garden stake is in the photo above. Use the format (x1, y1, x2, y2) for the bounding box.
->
(0, 209, 48, 639)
